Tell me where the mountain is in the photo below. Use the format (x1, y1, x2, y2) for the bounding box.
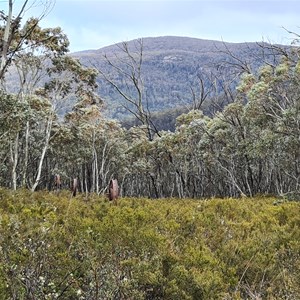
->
(72, 36, 281, 121)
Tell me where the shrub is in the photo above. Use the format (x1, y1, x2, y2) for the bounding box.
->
(0, 190, 299, 299)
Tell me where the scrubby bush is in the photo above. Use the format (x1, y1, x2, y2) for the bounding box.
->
(0, 189, 299, 299)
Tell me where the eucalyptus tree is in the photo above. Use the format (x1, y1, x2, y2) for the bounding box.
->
(30, 55, 99, 191)
(199, 43, 300, 198)
(0, 92, 30, 188)
(190, 72, 215, 111)
(0, 0, 102, 191)
(240, 56, 300, 196)
(120, 125, 155, 196)
(62, 104, 127, 195)
(0, 0, 71, 190)
(1, 24, 70, 190)
(0, 0, 54, 81)
(12, 21, 69, 190)
(63, 101, 104, 194)
(95, 39, 159, 141)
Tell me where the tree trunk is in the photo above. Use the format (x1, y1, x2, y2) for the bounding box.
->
(31, 117, 52, 191)
(21, 121, 30, 187)
(10, 132, 19, 190)
(0, 0, 13, 80)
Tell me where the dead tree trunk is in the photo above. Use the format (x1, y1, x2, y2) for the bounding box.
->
(108, 179, 119, 204)
(72, 178, 78, 197)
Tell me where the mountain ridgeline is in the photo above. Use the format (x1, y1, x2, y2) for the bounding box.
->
(72, 36, 283, 127)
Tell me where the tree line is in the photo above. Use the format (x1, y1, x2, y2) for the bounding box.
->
(0, 1, 299, 198)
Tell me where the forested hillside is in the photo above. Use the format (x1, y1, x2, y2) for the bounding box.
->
(73, 36, 284, 121)
(6, 36, 280, 121)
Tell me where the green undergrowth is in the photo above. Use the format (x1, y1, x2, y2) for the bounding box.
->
(0, 188, 299, 299)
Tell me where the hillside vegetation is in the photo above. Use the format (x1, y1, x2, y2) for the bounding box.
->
(73, 36, 282, 120)
(5, 36, 280, 120)
(0, 189, 299, 299)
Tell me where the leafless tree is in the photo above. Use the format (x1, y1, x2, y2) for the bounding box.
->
(94, 39, 159, 141)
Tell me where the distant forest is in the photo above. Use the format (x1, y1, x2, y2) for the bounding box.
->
(0, 1, 299, 199)
(73, 36, 285, 123)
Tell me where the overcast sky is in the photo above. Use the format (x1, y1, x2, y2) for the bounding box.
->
(7, 0, 300, 52)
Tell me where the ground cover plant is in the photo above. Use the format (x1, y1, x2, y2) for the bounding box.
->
(0, 188, 299, 299)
